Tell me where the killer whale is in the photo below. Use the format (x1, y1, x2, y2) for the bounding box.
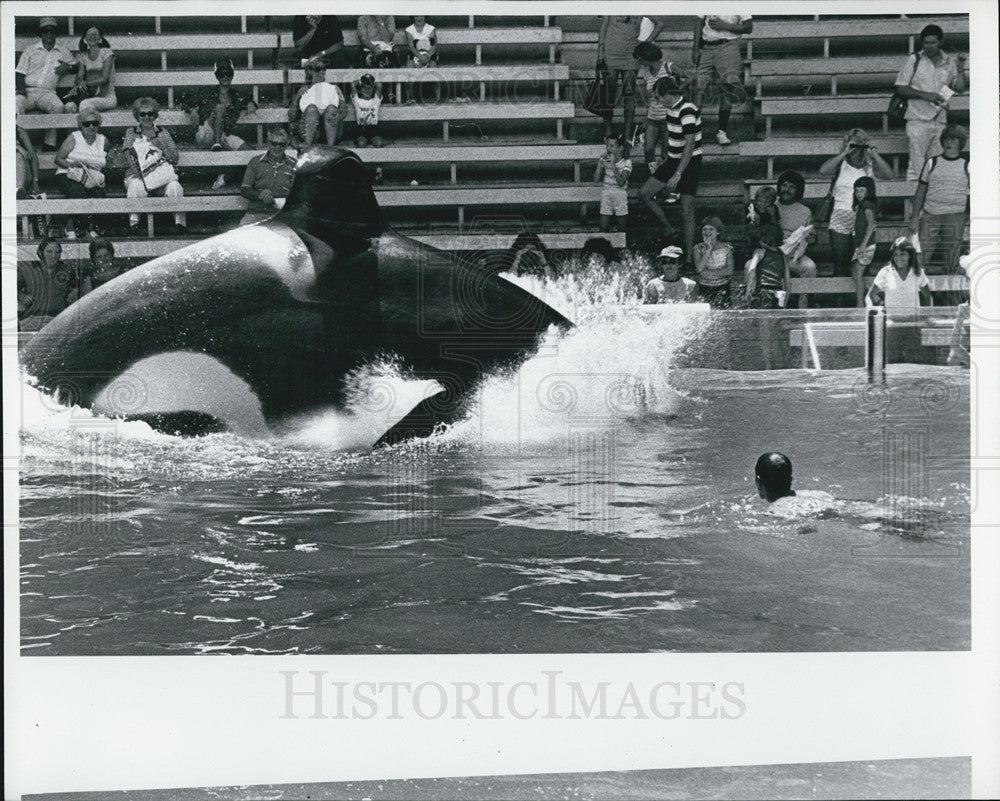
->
(20, 146, 573, 446)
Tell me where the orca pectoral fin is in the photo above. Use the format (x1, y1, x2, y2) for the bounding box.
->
(373, 388, 458, 449)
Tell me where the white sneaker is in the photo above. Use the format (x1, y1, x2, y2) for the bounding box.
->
(716, 131, 732, 145)
(212, 174, 227, 190)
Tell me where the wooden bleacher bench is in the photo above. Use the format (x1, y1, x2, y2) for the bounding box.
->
(278, 27, 563, 64)
(739, 135, 910, 178)
(35, 143, 618, 183)
(14, 33, 282, 69)
(759, 93, 970, 137)
(748, 17, 968, 59)
(15, 230, 625, 263)
(288, 64, 570, 102)
(113, 69, 285, 106)
(751, 55, 923, 97)
(18, 100, 576, 142)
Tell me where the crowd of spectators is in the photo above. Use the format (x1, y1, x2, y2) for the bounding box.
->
(14, 15, 973, 322)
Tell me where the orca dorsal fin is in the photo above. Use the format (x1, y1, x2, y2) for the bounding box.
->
(277, 146, 382, 243)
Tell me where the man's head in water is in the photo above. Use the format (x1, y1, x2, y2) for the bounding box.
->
(755, 452, 795, 502)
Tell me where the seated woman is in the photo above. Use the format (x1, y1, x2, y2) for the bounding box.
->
(866, 236, 932, 314)
(692, 215, 733, 308)
(89, 237, 120, 289)
(122, 97, 186, 234)
(289, 60, 347, 148)
(357, 15, 407, 69)
(73, 25, 117, 114)
(54, 109, 110, 239)
(18, 238, 82, 331)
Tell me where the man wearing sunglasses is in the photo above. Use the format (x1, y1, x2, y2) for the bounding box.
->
(239, 125, 297, 225)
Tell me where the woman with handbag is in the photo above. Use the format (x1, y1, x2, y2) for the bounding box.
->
(597, 15, 664, 140)
(122, 97, 186, 234)
(73, 26, 117, 115)
(54, 109, 110, 239)
(817, 128, 893, 279)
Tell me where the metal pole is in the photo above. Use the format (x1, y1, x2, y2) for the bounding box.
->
(866, 306, 886, 383)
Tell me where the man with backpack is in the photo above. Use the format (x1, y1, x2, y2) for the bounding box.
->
(908, 124, 969, 274)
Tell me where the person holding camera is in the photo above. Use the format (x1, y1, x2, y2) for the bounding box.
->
(818, 128, 893, 278)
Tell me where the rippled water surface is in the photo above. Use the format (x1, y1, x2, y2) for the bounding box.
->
(19, 298, 970, 655)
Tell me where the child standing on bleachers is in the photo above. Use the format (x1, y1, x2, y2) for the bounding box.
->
(594, 134, 632, 233)
(351, 74, 384, 148)
(851, 176, 878, 308)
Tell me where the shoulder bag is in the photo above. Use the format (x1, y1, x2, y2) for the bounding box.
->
(888, 52, 921, 122)
(583, 59, 614, 120)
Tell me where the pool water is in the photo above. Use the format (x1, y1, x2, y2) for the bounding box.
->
(19, 295, 970, 655)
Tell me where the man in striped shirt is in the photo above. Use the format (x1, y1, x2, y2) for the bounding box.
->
(638, 75, 702, 266)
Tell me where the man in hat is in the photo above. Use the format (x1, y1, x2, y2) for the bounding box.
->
(182, 58, 256, 189)
(15, 17, 77, 149)
(643, 245, 696, 303)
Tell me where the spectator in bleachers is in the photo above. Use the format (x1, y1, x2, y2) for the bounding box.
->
(850, 177, 879, 307)
(746, 185, 778, 245)
(15, 17, 77, 151)
(639, 74, 701, 266)
(18, 237, 80, 330)
(185, 59, 255, 153)
(507, 232, 554, 279)
(16, 125, 42, 199)
(743, 222, 788, 309)
(598, 15, 665, 140)
(89, 238, 120, 289)
(290, 60, 348, 148)
(691, 14, 752, 146)
(54, 109, 111, 240)
(183, 58, 256, 190)
(581, 236, 619, 270)
(633, 42, 678, 173)
(71, 26, 116, 115)
(866, 236, 931, 312)
(775, 170, 817, 280)
(947, 254, 971, 366)
(594, 133, 632, 233)
(692, 215, 733, 308)
(894, 25, 968, 181)
(644, 245, 695, 303)
(909, 124, 969, 274)
(357, 16, 408, 69)
(239, 125, 297, 225)
(123, 98, 187, 234)
(293, 16, 348, 69)
(350, 74, 385, 147)
(818, 128, 893, 278)
(405, 16, 439, 67)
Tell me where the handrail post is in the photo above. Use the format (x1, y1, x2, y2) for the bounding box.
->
(866, 306, 887, 383)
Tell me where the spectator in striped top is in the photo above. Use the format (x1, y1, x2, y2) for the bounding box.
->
(638, 74, 702, 267)
(908, 124, 969, 274)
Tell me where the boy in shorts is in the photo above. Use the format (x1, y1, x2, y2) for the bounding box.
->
(594, 133, 632, 232)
